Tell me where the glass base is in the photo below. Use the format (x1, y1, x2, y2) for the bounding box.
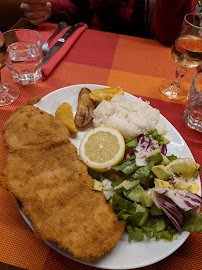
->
(159, 80, 189, 100)
(183, 108, 202, 133)
(0, 83, 20, 106)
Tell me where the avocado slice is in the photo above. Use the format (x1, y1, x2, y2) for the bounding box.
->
(159, 154, 171, 166)
(154, 178, 173, 189)
(162, 136, 170, 144)
(146, 149, 163, 165)
(93, 179, 103, 191)
(152, 165, 172, 180)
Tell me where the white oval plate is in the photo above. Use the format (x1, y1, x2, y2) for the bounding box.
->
(15, 84, 201, 269)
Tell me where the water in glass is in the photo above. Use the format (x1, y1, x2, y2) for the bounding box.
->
(4, 29, 42, 84)
(7, 41, 42, 84)
(183, 72, 202, 132)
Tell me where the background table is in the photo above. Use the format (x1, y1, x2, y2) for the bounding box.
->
(0, 21, 201, 270)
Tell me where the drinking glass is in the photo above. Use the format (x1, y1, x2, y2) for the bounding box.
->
(159, 13, 202, 100)
(0, 31, 20, 106)
(3, 29, 42, 84)
(183, 72, 202, 132)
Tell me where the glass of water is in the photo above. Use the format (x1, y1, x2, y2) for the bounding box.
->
(183, 72, 202, 132)
(3, 29, 42, 84)
(0, 30, 20, 106)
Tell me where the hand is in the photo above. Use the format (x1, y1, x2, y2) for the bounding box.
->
(20, 0, 52, 25)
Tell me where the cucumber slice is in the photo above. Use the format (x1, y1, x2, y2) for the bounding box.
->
(136, 204, 149, 226)
(127, 184, 144, 202)
(127, 185, 153, 207)
(156, 219, 166, 232)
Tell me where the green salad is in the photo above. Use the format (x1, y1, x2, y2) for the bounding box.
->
(88, 129, 202, 242)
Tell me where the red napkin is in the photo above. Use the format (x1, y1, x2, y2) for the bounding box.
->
(37, 23, 88, 80)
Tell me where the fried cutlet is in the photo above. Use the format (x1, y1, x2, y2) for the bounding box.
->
(0, 105, 125, 261)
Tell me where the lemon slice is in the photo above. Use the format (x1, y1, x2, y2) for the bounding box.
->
(79, 127, 125, 172)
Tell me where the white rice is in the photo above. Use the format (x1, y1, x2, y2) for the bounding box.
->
(93, 95, 167, 139)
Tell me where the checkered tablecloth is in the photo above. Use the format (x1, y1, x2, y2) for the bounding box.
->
(0, 23, 201, 270)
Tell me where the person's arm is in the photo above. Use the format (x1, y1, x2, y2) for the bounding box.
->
(152, 0, 198, 44)
(50, 0, 90, 25)
(20, 0, 90, 26)
(20, 0, 52, 25)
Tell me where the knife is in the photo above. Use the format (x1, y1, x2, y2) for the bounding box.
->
(42, 22, 84, 66)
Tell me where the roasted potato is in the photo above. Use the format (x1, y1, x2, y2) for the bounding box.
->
(89, 87, 124, 102)
(55, 102, 78, 133)
(74, 88, 96, 128)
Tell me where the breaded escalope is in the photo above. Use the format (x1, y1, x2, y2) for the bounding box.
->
(2, 106, 70, 151)
(0, 105, 125, 261)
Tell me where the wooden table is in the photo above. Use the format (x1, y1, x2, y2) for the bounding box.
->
(0, 18, 201, 270)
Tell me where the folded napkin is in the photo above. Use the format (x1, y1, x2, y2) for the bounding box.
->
(37, 23, 88, 80)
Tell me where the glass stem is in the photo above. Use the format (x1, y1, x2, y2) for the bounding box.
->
(170, 65, 187, 89)
(0, 70, 7, 93)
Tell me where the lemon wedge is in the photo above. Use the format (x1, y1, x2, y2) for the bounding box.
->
(79, 127, 125, 172)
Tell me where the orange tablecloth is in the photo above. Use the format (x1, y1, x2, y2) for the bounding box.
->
(0, 23, 201, 270)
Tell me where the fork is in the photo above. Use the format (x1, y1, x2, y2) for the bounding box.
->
(42, 22, 67, 55)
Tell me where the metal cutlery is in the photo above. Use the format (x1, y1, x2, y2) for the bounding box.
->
(42, 22, 84, 66)
(42, 21, 67, 55)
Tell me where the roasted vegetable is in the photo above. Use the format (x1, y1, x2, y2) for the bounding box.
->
(89, 87, 124, 102)
(55, 102, 78, 133)
(74, 88, 96, 128)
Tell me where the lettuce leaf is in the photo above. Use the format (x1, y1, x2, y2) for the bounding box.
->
(147, 129, 165, 144)
(142, 223, 176, 241)
(132, 161, 155, 188)
(132, 161, 154, 180)
(182, 211, 202, 233)
(127, 226, 144, 242)
(111, 194, 136, 215)
(111, 155, 137, 175)
(167, 154, 178, 162)
(125, 136, 138, 149)
(124, 212, 145, 227)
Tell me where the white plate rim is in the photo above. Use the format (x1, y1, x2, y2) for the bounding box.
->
(14, 84, 201, 269)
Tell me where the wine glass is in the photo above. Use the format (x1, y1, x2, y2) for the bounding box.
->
(159, 13, 202, 100)
(0, 30, 20, 106)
